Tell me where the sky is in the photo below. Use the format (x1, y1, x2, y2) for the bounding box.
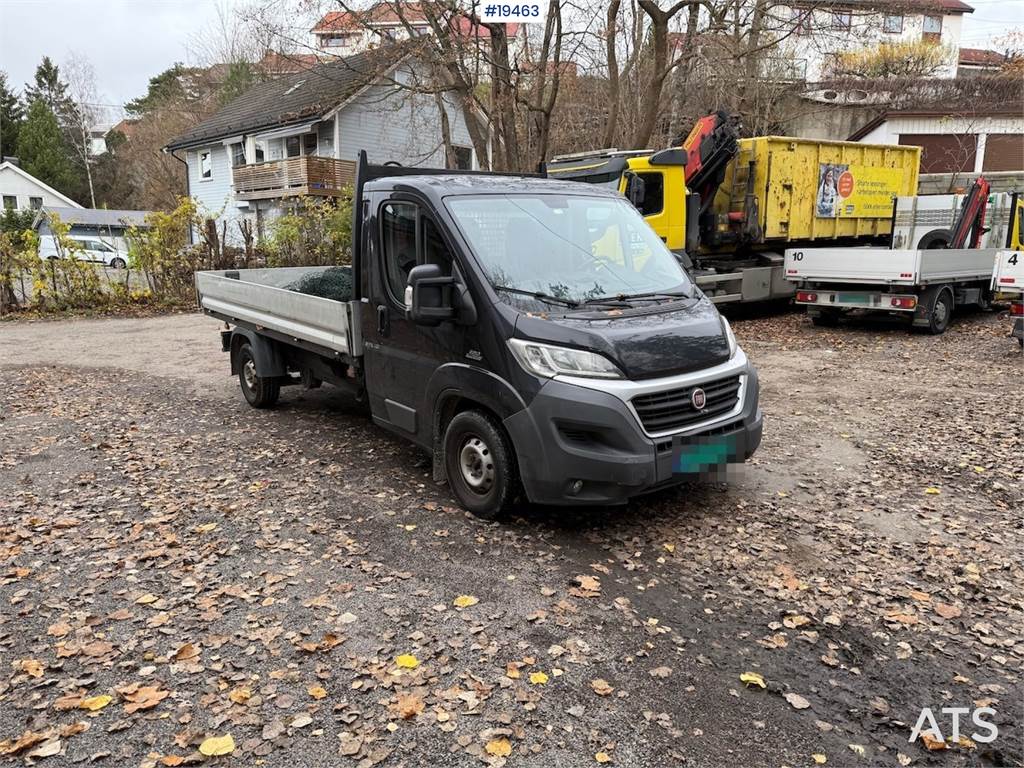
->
(1, 0, 1022, 121)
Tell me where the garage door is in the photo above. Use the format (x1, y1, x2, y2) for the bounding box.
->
(982, 134, 1024, 172)
(899, 134, 977, 173)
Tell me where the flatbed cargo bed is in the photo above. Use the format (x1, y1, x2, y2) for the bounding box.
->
(195, 267, 363, 358)
(784, 247, 996, 286)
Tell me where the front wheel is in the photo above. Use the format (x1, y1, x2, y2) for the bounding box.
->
(109, 257, 127, 269)
(443, 410, 518, 520)
(237, 342, 280, 408)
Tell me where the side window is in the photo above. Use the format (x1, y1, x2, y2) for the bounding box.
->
(637, 171, 665, 216)
(199, 150, 212, 179)
(380, 202, 418, 303)
(422, 216, 453, 269)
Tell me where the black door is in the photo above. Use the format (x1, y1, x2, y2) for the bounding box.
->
(362, 195, 466, 446)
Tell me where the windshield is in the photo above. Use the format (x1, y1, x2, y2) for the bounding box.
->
(445, 194, 691, 307)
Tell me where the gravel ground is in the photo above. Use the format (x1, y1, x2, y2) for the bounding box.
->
(0, 308, 1021, 768)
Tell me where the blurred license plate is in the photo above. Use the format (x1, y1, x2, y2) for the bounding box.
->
(673, 432, 743, 474)
(837, 293, 873, 304)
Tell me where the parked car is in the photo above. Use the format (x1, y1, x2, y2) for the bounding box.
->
(39, 234, 129, 269)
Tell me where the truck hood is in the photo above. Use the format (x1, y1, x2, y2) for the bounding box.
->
(514, 296, 732, 379)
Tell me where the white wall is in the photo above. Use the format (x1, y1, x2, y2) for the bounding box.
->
(0, 165, 80, 211)
(186, 144, 254, 244)
(336, 64, 476, 168)
(857, 115, 1024, 172)
(781, 7, 964, 81)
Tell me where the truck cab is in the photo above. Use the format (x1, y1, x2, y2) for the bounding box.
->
(198, 155, 763, 517)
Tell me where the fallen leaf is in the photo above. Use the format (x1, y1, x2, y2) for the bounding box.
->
(649, 666, 672, 679)
(228, 688, 251, 704)
(784, 692, 811, 710)
(27, 738, 61, 758)
(122, 685, 169, 714)
(783, 614, 811, 629)
(290, 713, 313, 729)
(198, 734, 235, 756)
(740, 672, 766, 689)
(307, 685, 327, 700)
(595, 751, 612, 763)
(848, 744, 866, 756)
(529, 671, 549, 685)
(574, 575, 601, 593)
(924, 487, 941, 495)
(934, 603, 962, 620)
(812, 755, 827, 765)
(171, 643, 199, 662)
(591, 679, 614, 696)
(920, 731, 947, 751)
(453, 595, 479, 608)
(20, 659, 44, 678)
(395, 654, 419, 669)
(79, 695, 112, 712)
(485, 738, 512, 757)
(161, 756, 185, 766)
(393, 692, 424, 719)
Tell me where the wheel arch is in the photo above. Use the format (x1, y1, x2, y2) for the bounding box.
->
(229, 328, 287, 377)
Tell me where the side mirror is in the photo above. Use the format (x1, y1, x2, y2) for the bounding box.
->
(624, 172, 646, 209)
(406, 263, 456, 325)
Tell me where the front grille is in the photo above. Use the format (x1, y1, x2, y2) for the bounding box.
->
(632, 375, 741, 434)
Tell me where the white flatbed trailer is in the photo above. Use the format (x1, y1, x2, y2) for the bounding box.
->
(784, 246, 997, 334)
(991, 249, 1024, 346)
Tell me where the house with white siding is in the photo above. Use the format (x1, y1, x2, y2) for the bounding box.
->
(164, 45, 479, 242)
(0, 161, 81, 212)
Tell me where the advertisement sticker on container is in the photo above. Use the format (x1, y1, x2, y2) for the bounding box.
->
(815, 163, 905, 218)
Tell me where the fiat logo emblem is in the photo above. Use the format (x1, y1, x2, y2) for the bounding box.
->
(691, 387, 707, 410)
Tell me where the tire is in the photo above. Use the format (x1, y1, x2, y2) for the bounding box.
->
(109, 257, 127, 269)
(920, 287, 953, 335)
(443, 409, 518, 520)
(918, 229, 953, 250)
(236, 342, 280, 408)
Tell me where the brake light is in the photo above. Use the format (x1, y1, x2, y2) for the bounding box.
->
(999, 277, 1016, 284)
(890, 297, 917, 309)
(1011, 302, 1024, 317)
(796, 291, 817, 302)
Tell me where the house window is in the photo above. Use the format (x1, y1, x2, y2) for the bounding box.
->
(231, 143, 246, 167)
(448, 145, 473, 170)
(791, 8, 812, 36)
(883, 14, 903, 33)
(285, 136, 301, 158)
(303, 133, 318, 156)
(199, 151, 213, 180)
(922, 15, 942, 42)
(380, 202, 419, 304)
(29, 197, 43, 210)
(831, 9, 852, 31)
(2, 195, 16, 210)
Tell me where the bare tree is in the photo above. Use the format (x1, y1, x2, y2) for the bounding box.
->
(63, 52, 101, 208)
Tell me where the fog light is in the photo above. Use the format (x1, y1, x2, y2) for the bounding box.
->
(569, 480, 584, 495)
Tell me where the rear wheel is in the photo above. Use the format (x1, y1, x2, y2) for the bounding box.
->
(237, 342, 280, 408)
(109, 257, 127, 269)
(443, 409, 517, 520)
(919, 287, 953, 335)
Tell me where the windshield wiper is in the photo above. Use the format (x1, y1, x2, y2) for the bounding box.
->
(493, 285, 579, 308)
(582, 290, 690, 305)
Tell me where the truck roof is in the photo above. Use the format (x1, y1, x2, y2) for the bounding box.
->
(365, 173, 622, 199)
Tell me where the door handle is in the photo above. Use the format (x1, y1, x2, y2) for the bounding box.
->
(377, 304, 389, 336)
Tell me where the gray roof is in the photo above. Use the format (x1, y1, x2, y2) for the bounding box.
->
(34, 206, 152, 230)
(165, 47, 406, 151)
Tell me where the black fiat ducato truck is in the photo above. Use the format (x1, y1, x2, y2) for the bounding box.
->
(195, 153, 762, 518)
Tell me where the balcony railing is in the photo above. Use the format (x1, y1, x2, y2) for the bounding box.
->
(233, 156, 356, 201)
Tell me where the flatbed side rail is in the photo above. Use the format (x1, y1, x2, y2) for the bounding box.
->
(196, 269, 359, 357)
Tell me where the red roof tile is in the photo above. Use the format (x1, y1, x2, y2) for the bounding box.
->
(958, 47, 1005, 66)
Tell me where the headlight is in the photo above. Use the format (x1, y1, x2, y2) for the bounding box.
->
(722, 317, 738, 359)
(508, 338, 623, 379)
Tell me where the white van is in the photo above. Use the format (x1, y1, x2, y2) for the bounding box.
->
(38, 234, 129, 269)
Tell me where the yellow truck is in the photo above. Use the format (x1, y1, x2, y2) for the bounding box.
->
(546, 113, 921, 303)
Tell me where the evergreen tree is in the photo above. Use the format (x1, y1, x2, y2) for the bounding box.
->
(125, 63, 195, 117)
(16, 99, 79, 202)
(24, 56, 75, 123)
(0, 72, 24, 159)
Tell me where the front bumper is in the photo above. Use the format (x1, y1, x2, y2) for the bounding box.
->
(504, 354, 762, 506)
